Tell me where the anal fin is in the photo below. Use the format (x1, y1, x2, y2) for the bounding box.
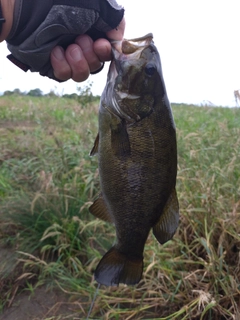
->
(153, 188, 179, 244)
(89, 194, 113, 223)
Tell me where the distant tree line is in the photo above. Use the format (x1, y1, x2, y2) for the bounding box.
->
(2, 88, 81, 98)
(2, 83, 100, 104)
(3, 88, 56, 97)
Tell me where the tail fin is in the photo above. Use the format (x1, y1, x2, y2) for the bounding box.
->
(94, 247, 143, 286)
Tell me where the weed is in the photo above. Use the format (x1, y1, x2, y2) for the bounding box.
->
(0, 97, 240, 319)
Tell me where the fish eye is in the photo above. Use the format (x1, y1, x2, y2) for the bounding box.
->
(145, 64, 156, 76)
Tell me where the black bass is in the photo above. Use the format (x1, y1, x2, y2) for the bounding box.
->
(90, 33, 179, 286)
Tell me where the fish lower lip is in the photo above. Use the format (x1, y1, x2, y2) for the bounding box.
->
(117, 92, 141, 100)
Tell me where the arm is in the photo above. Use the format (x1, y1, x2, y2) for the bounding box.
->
(0, 0, 15, 43)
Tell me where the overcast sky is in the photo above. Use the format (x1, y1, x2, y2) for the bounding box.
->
(0, 0, 240, 106)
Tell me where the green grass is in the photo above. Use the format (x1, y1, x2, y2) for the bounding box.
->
(0, 96, 239, 319)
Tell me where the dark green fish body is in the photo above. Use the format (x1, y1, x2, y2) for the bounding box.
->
(90, 34, 179, 286)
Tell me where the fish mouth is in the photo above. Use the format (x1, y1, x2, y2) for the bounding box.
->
(108, 33, 155, 93)
(111, 33, 153, 56)
(103, 33, 157, 122)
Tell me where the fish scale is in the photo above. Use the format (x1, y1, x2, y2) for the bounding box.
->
(90, 33, 179, 286)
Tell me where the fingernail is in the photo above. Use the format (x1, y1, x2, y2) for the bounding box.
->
(52, 47, 64, 60)
(70, 47, 82, 61)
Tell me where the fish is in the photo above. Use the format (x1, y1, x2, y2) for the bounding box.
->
(89, 33, 179, 286)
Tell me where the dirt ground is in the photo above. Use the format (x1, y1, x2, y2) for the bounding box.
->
(0, 287, 81, 320)
(0, 246, 85, 320)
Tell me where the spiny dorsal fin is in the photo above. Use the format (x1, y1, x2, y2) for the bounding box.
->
(90, 133, 99, 156)
(153, 188, 179, 244)
(89, 195, 113, 223)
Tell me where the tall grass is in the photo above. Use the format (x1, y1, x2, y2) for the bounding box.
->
(0, 96, 239, 319)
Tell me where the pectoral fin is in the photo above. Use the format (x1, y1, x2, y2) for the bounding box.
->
(111, 120, 131, 158)
(90, 133, 99, 156)
(153, 188, 179, 244)
(89, 194, 113, 223)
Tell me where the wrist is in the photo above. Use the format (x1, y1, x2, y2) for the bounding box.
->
(0, 0, 15, 42)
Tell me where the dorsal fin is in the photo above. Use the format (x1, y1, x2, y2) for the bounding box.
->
(90, 133, 99, 156)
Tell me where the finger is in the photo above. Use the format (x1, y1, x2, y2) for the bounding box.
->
(51, 46, 72, 81)
(93, 38, 112, 62)
(65, 44, 90, 82)
(106, 18, 125, 41)
(75, 35, 103, 73)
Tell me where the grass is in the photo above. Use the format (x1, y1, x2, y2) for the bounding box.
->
(0, 95, 240, 319)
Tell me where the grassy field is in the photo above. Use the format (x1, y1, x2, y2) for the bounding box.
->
(0, 95, 239, 319)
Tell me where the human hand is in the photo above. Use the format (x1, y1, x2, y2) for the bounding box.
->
(51, 18, 125, 82)
(6, 0, 125, 81)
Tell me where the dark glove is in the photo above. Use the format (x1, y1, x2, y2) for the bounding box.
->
(6, 0, 124, 81)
